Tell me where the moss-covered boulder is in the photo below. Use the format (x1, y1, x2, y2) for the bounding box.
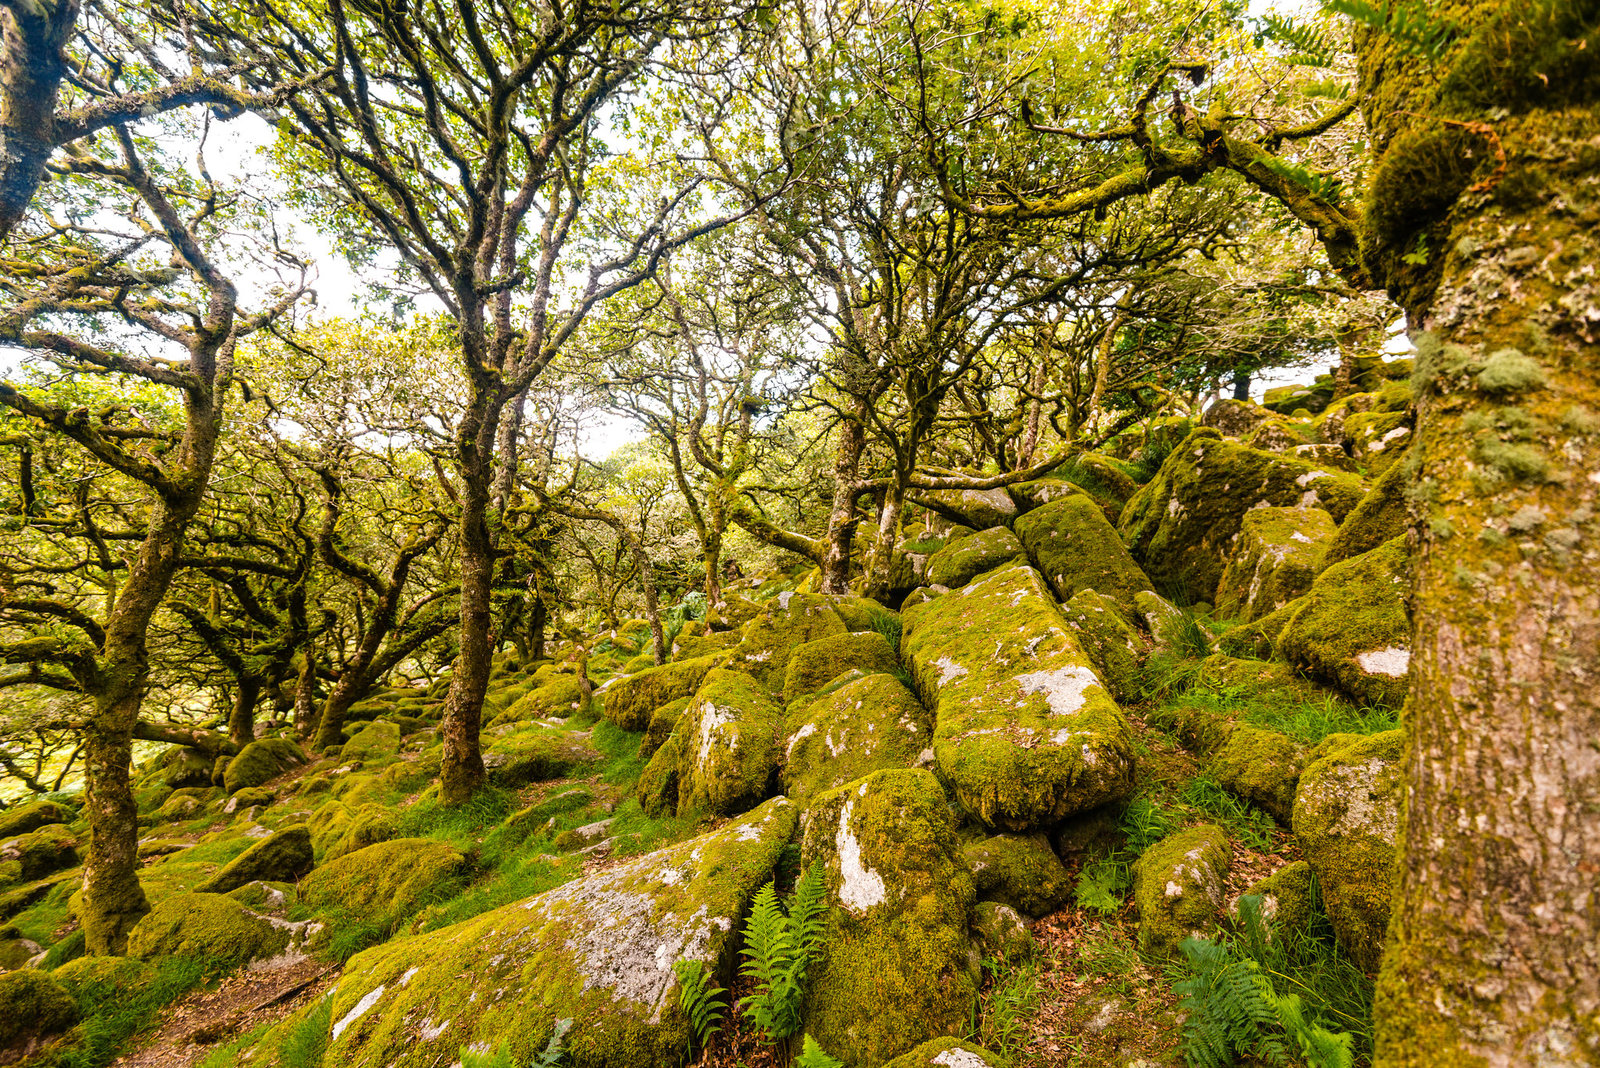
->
(596, 653, 723, 731)
(0, 800, 75, 841)
(505, 787, 598, 840)
(223, 738, 305, 795)
(1059, 589, 1148, 704)
(1134, 590, 1208, 656)
(493, 672, 590, 727)
(223, 786, 275, 813)
(636, 735, 680, 817)
(642, 696, 690, 757)
(1014, 495, 1152, 610)
(675, 669, 783, 817)
(484, 727, 602, 788)
(1214, 507, 1338, 623)
(1320, 451, 1410, 571)
(163, 746, 217, 788)
(1201, 398, 1272, 437)
(909, 487, 1017, 530)
(195, 824, 313, 894)
(1139, 414, 1197, 466)
(728, 592, 848, 690)
(0, 969, 76, 1063)
(800, 770, 979, 1065)
(323, 798, 796, 1068)
(925, 526, 1026, 590)
(1235, 860, 1315, 936)
(302, 838, 465, 933)
(970, 900, 1035, 963)
(1292, 730, 1404, 971)
(902, 564, 1136, 831)
(226, 880, 296, 913)
(51, 954, 154, 1000)
(782, 671, 930, 804)
(783, 631, 900, 705)
(1132, 824, 1231, 958)
(1343, 410, 1412, 474)
(880, 1038, 1010, 1068)
(1117, 429, 1366, 603)
(1275, 537, 1411, 709)
(669, 627, 742, 662)
(1290, 441, 1360, 472)
(962, 833, 1071, 918)
(0, 824, 78, 884)
(0, 935, 39, 970)
(126, 892, 294, 967)
(341, 720, 402, 761)
(154, 791, 208, 824)
(1210, 728, 1305, 824)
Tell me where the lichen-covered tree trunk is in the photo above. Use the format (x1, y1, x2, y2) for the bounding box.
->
(820, 407, 866, 595)
(227, 674, 261, 748)
(1358, 7, 1600, 1061)
(440, 456, 494, 806)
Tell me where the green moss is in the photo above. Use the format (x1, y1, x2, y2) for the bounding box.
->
(1014, 495, 1153, 610)
(1118, 429, 1366, 603)
(781, 672, 931, 804)
(1236, 860, 1314, 936)
(902, 563, 1136, 831)
(597, 653, 724, 731)
(1059, 589, 1147, 703)
(0, 823, 79, 884)
(728, 592, 848, 690)
(1343, 410, 1413, 475)
(323, 799, 796, 1068)
(505, 787, 599, 839)
(1275, 537, 1412, 710)
(1131, 824, 1231, 958)
(1209, 727, 1305, 824)
(226, 879, 297, 912)
(227, 786, 276, 811)
(0, 968, 76, 1052)
(342, 720, 402, 761)
(962, 833, 1070, 918)
(908, 486, 1018, 530)
(641, 695, 689, 757)
(195, 825, 312, 894)
(635, 735, 680, 818)
(668, 628, 741, 661)
(675, 668, 783, 817)
(1214, 507, 1337, 623)
(302, 837, 466, 934)
(126, 892, 292, 968)
(484, 728, 602, 788)
(51, 953, 155, 999)
(223, 739, 306, 795)
(782, 630, 899, 705)
(1321, 453, 1412, 570)
(880, 1038, 1010, 1068)
(970, 900, 1035, 964)
(800, 770, 979, 1064)
(925, 526, 1026, 590)
(1292, 730, 1404, 972)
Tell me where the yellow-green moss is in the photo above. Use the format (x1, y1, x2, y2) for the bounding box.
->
(1210, 727, 1305, 824)
(126, 892, 292, 967)
(1118, 429, 1367, 603)
(675, 668, 783, 817)
(323, 799, 796, 1068)
(223, 739, 306, 795)
(1292, 730, 1404, 971)
(0, 968, 76, 1053)
(597, 653, 724, 731)
(1058, 589, 1148, 704)
(1214, 507, 1337, 623)
(484, 728, 602, 788)
(728, 593, 848, 690)
(195, 825, 312, 894)
(1236, 860, 1314, 936)
(969, 900, 1035, 963)
(1275, 537, 1412, 710)
(962, 833, 1070, 918)
(783, 630, 899, 705)
(642, 696, 690, 757)
(925, 526, 1027, 590)
(800, 770, 979, 1065)
(880, 1038, 1010, 1067)
(635, 735, 680, 818)
(341, 721, 402, 761)
(1015, 494, 1153, 610)
(0, 824, 79, 884)
(781, 672, 931, 804)
(1320, 453, 1412, 570)
(1132, 824, 1231, 958)
(902, 563, 1136, 831)
(302, 838, 465, 933)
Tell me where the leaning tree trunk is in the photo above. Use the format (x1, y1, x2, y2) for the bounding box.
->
(1360, 8, 1600, 1063)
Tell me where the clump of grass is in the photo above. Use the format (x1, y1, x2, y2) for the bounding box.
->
(395, 785, 515, 849)
(277, 993, 335, 1068)
(590, 720, 648, 786)
(55, 955, 213, 1068)
(1180, 773, 1278, 850)
(1073, 796, 1183, 915)
(970, 957, 1042, 1057)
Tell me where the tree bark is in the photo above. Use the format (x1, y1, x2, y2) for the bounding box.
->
(820, 404, 866, 594)
(227, 674, 261, 748)
(1358, 13, 1600, 1062)
(440, 453, 493, 806)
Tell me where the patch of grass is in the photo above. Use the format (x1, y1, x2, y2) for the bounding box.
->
(1179, 774, 1277, 851)
(601, 798, 699, 859)
(52, 954, 213, 1068)
(414, 852, 581, 934)
(970, 957, 1043, 1058)
(1241, 699, 1399, 746)
(590, 720, 649, 786)
(324, 917, 390, 963)
(1120, 796, 1181, 851)
(196, 1021, 274, 1068)
(395, 785, 516, 850)
(276, 991, 335, 1068)
(868, 611, 903, 654)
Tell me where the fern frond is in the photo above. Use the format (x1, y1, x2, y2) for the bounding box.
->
(1259, 13, 1338, 66)
(1321, 0, 1458, 62)
(796, 1034, 846, 1068)
(674, 960, 729, 1047)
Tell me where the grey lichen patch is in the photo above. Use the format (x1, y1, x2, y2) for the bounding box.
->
(902, 563, 1136, 831)
(325, 798, 797, 1068)
(1475, 348, 1547, 394)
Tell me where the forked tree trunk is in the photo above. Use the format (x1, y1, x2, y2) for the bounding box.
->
(1359, 12, 1600, 1062)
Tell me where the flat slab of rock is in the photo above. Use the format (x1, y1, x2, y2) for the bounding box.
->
(323, 798, 796, 1068)
(902, 564, 1135, 831)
